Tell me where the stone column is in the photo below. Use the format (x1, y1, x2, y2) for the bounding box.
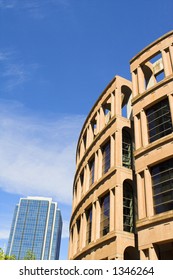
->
(136, 173, 146, 219)
(144, 168, 154, 217)
(134, 114, 142, 150)
(161, 48, 172, 77)
(132, 70, 139, 98)
(137, 66, 145, 94)
(149, 245, 158, 260)
(168, 93, 173, 125)
(140, 109, 148, 147)
(110, 187, 115, 232)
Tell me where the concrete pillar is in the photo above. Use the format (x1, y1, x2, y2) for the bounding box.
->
(115, 87, 122, 116)
(115, 128, 122, 167)
(110, 187, 115, 232)
(81, 211, 87, 248)
(136, 173, 146, 219)
(168, 94, 173, 125)
(169, 44, 173, 69)
(95, 199, 100, 240)
(144, 168, 154, 217)
(140, 109, 148, 147)
(134, 114, 142, 150)
(94, 151, 98, 182)
(115, 184, 123, 231)
(149, 245, 158, 260)
(161, 49, 172, 76)
(132, 70, 139, 98)
(137, 66, 145, 94)
(99, 106, 105, 131)
(97, 148, 102, 179)
(92, 201, 96, 242)
(110, 134, 115, 168)
(111, 91, 115, 117)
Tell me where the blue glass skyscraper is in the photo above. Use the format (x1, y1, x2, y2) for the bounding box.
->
(6, 197, 62, 260)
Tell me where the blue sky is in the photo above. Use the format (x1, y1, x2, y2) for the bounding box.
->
(0, 0, 172, 260)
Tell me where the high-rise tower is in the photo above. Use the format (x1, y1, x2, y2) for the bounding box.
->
(6, 196, 62, 260)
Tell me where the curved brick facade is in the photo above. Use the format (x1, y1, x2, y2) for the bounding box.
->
(69, 31, 173, 260)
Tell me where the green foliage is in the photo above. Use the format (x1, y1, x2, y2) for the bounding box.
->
(0, 248, 16, 260)
(24, 249, 36, 260)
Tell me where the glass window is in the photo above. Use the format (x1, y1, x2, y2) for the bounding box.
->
(89, 158, 95, 186)
(123, 182, 134, 233)
(102, 141, 110, 174)
(151, 158, 173, 214)
(86, 207, 92, 244)
(122, 130, 132, 169)
(146, 98, 172, 143)
(100, 193, 110, 237)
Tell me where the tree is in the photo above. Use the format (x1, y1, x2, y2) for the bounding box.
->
(24, 250, 36, 260)
(0, 248, 16, 260)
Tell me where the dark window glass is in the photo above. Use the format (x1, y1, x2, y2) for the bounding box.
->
(89, 159, 95, 186)
(151, 158, 173, 214)
(100, 193, 110, 237)
(122, 131, 132, 169)
(86, 208, 92, 244)
(102, 141, 110, 174)
(123, 183, 134, 233)
(146, 99, 172, 143)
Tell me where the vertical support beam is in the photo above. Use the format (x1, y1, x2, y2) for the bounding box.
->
(168, 94, 173, 125)
(111, 91, 115, 117)
(110, 187, 115, 232)
(161, 48, 172, 76)
(97, 148, 102, 179)
(140, 109, 148, 147)
(91, 201, 96, 242)
(134, 114, 142, 150)
(137, 66, 145, 94)
(115, 183, 123, 231)
(132, 70, 139, 98)
(136, 172, 146, 219)
(110, 134, 115, 168)
(115, 128, 122, 167)
(144, 168, 154, 217)
(114, 87, 121, 116)
(95, 199, 100, 240)
(169, 44, 173, 69)
(99, 106, 105, 131)
(149, 245, 158, 260)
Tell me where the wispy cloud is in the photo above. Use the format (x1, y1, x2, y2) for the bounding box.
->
(0, 101, 85, 205)
(0, 0, 71, 19)
(0, 49, 39, 91)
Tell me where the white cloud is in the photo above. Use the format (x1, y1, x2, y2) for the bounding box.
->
(0, 102, 85, 205)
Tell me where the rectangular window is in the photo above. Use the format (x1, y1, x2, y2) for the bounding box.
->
(122, 131, 132, 169)
(123, 183, 134, 233)
(86, 208, 92, 244)
(100, 193, 110, 237)
(102, 141, 110, 174)
(89, 158, 95, 186)
(146, 98, 172, 143)
(151, 158, 173, 214)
